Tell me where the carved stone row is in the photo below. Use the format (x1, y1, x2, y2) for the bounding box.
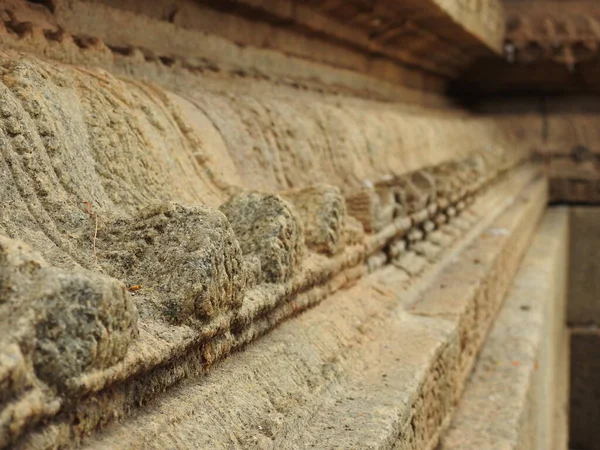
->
(346, 153, 489, 236)
(0, 143, 513, 447)
(0, 45, 525, 449)
(0, 0, 504, 84)
(0, 0, 448, 100)
(505, 7, 600, 68)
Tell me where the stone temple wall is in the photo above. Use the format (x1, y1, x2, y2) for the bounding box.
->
(0, 1, 576, 449)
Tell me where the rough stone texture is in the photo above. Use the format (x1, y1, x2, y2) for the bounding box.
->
(0, 152, 536, 450)
(81, 161, 545, 450)
(0, 237, 138, 386)
(0, 236, 137, 448)
(219, 192, 304, 284)
(32, 269, 138, 389)
(99, 202, 247, 324)
(439, 207, 570, 450)
(281, 184, 349, 255)
(0, 1, 557, 448)
(0, 51, 521, 439)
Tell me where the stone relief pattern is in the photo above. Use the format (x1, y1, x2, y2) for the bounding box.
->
(0, 22, 531, 450)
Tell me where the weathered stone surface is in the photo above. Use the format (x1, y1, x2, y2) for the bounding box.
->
(81, 164, 544, 450)
(281, 184, 347, 255)
(34, 270, 135, 386)
(99, 202, 246, 323)
(439, 208, 570, 450)
(219, 192, 304, 284)
(0, 3, 551, 448)
(0, 237, 138, 388)
(0, 47, 529, 447)
(0, 235, 137, 447)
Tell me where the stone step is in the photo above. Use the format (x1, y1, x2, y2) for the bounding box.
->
(439, 208, 570, 450)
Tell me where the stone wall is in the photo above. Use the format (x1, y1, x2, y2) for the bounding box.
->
(568, 208, 600, 450)
(0, 1, 580, 449)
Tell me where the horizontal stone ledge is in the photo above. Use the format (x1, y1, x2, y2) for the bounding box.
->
(10, 166, 539, 449)
(0, 0, 449, 102)
(439, 207, 570, 450)
(77, 173, 547, 450)
(0, 46, 533, 448)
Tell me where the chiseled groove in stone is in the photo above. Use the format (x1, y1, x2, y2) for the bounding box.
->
(79, 171, 546, 450)
(438, 208, 569, 450)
